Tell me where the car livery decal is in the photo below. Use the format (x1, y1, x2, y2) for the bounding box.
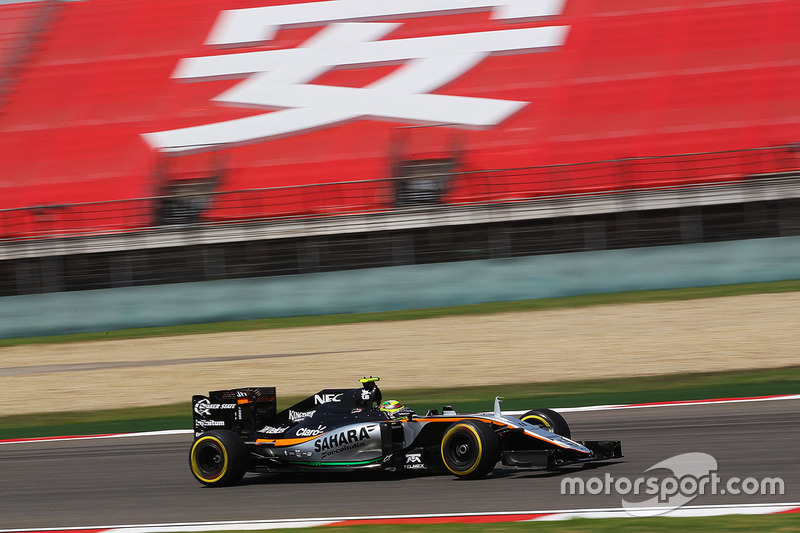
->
(255, 436, 319, 446)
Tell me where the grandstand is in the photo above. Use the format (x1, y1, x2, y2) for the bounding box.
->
(0, 0, 798, 297)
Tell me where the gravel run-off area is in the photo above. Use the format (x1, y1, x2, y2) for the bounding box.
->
(2, 292, 799, 415)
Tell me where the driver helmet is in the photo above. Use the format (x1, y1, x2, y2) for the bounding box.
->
(379, 400, 404, 414)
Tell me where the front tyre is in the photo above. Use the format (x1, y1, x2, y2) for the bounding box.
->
(440, 421, 499, 479)
(520, 408, 571, 438)
(189, 430, 249, 487)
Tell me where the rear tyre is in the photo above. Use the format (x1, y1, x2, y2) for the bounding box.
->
(440, 421, 499, 479)
(520, 408, 571, 438)
(189, 430, 249, 487)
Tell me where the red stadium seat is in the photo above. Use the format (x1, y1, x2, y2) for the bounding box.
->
(0, 0, 797, 237)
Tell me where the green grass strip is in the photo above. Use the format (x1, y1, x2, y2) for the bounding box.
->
(1, 279, 798, 347)
(2, 365, 797, 439)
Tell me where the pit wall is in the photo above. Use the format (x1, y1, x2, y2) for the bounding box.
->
(3, 236, 799, 339)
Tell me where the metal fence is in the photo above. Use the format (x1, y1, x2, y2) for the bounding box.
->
(1, 196, 798, 297)
(1, 144, 797, 242)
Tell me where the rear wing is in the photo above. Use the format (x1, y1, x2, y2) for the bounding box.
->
(192, 387, 276, 438)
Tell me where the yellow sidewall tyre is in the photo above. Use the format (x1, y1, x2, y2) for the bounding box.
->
(520, 408, 571, 438)
(189, 430, 248, 487)
(440, 421, 499, 480)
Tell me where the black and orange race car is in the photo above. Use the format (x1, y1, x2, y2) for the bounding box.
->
(190, 377, 622, 486)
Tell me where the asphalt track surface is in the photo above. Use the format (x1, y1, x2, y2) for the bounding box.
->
(2, 400, 799, 530)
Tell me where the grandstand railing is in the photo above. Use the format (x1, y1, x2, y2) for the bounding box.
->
(1, 144, 797, 242)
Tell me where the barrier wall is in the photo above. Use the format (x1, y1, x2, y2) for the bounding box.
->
(2, 236, 799, 338)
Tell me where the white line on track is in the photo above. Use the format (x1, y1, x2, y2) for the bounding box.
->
(0, 429, 192, 446)
(551, 393, 800, 413)
(490, 393, 800, 416)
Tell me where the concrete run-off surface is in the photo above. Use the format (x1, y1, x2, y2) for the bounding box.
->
(1, 292, 799, 415)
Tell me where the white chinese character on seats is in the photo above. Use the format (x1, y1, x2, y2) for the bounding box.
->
(143, 0, 568, 152)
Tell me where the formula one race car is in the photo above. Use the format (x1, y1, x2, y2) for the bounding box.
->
(189, 378, 622, 486)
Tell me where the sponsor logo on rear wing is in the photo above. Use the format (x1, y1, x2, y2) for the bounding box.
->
(192, 394, 238, 436)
